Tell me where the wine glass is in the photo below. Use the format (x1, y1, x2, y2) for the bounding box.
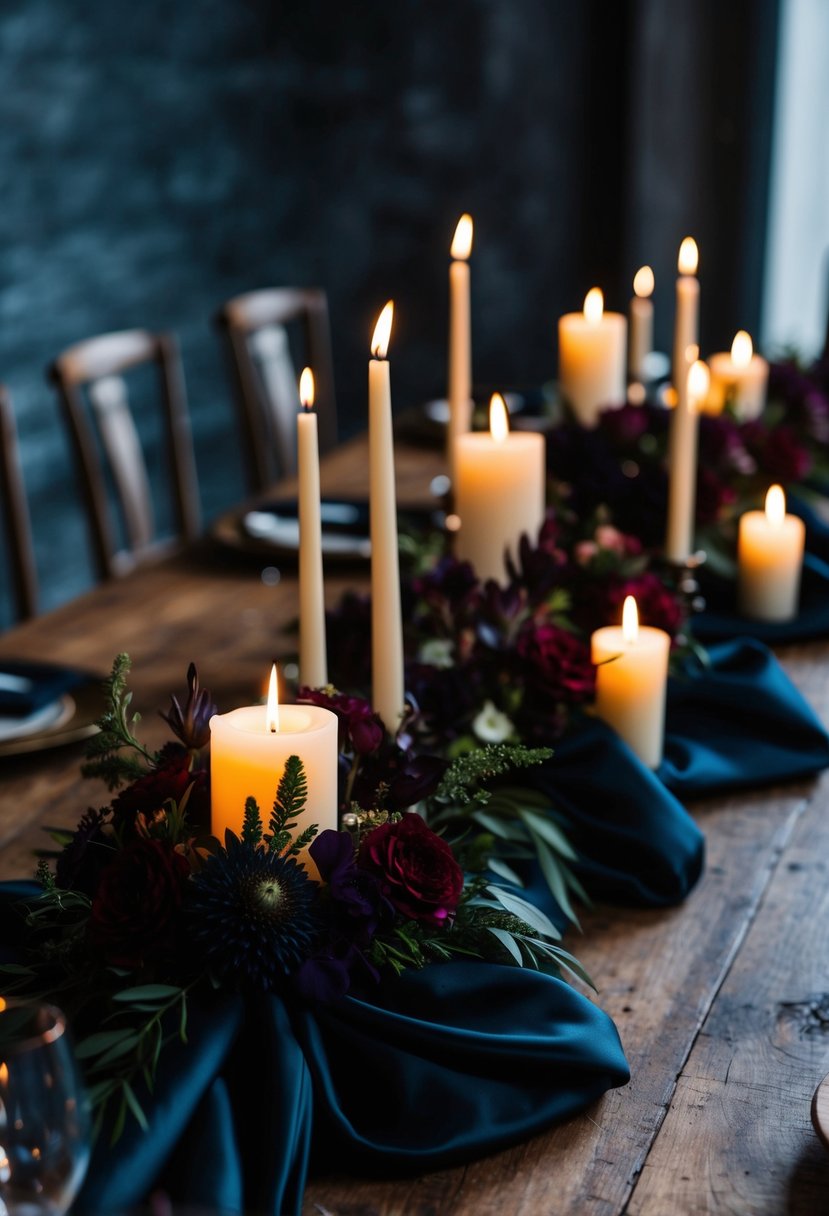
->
(0, 1001, 90, 1216)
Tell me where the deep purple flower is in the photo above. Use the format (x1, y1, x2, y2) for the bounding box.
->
(160, 663, 217, 751)
(516, 621, 595, 702)
(299, 688, 385, 755)
(357, 813, 463, 926)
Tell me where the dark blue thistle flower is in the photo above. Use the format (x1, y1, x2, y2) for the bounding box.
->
(187, 836, 321, 990)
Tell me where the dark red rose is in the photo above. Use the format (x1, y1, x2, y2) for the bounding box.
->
(88, 838, 191, 968)
(517, 621, 595, 702)
(111, 744, 208, 832)
(357, 814, 463, 926)
(608, 573, 683, 638)
(300, 688, 385, 755)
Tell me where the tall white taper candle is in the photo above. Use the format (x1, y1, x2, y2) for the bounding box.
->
(297, 367, 327, 689)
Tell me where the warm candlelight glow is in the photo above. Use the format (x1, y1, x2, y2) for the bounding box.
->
(622, 595, 639, 645)
(765, 484, 786, 529)
(633, 266, 654, 299)
(687, 359, 710, 409)
(731, 330, 753, 369)
(450, 213, 474, 260)
(299, 366, 314, 410)
(489, 393, 509, 443)
(0, 1063, 7, 1086)
(678, 237, 699, 275)
(584, 287, 604, 324)
(266, 663, 280, 733)
(371, 301, 394, 359)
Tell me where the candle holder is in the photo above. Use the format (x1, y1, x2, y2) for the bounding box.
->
(659, 550, 707, 646)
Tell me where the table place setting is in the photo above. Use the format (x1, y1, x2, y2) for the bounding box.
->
(3, 217, 829, 1216)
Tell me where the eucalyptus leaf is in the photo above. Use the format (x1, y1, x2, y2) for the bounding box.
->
(112, 984, 182, 1003)
(486, 857, 524, 887)
(486, 926, 524, 965)
(528, 833, 580, 927)
(485, 884, 561, 940)
(519, 809, 578, 861)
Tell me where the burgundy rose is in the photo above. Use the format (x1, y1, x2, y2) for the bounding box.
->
(516, 621, 595, 702)
(300, 688, 384, 755)
(357, 814, 463, 926)
(88, 837, 191, 968)
(111, 744, 209, 833)
(608, 573, 683, 638)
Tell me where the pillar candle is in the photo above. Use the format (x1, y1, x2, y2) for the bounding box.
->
(558, 288, 627, 427)
(210, 666, 338, 876)
(454, 393, 545, 583)
(665, 360, 709, 562)
(672, 237, 699, 395)
(591, 596, 671, 769)
(369, 301, 406, 734)
(707, 331, 769, 420)
(629, 266, 654, 382)
(738, 485, 805, 621)
(297, 368, 327, 689)
(448, 214, 473, 482)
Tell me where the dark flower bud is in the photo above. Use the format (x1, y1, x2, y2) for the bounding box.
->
(160, 663, 217, 751)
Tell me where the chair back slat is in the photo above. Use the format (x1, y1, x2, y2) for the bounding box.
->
(88, 376, 154, 552)
(250, 325, 301, 476)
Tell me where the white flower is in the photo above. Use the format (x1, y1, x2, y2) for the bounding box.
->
(472, 700, 515, 744)
(418, 638, 455, 669)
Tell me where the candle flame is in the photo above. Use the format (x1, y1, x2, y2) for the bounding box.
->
(299, 367, 315, 410)
(765, 484, 786, 528)
(678, 237, 699, 275)
(687, 359, 710, 409)
(584, 287, 604, 324)
(489, 393, 509, 443)
(633, 265, 654, 298)
(266, 664, 280, 733)
(731, 330, 753, 369)
(622, 595, 639, 644)
(450, 213, 473, 260)
(371, 301, 394, 359)
(0, 1062, 7, 1086)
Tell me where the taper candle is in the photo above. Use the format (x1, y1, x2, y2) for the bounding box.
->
(297, 367, 327, 689)
(591, 596, 671, 769)
(629, 266, 654, 382)
(209, 665, 338, 875)
(672, 237, 699, 397)
(369, 301, 406, 734)
(665, 359, 709, 562)
(448, 214, 473, 482)
(738, 485, 805, 621)
(454, 393, 545, 583)
(558, 288, 627, 427)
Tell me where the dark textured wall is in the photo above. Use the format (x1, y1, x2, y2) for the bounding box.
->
(0, 0, 601, 625)
(0, 0, 777, 628)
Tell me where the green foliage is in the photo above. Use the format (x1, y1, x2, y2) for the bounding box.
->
(266, 755, 317, 855)
(81, 654, 154, 789)
(242, 797, 263, 847)
(434, 743, 553, 811)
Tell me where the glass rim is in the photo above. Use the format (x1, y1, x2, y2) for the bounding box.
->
(0, 999, 67, 1056)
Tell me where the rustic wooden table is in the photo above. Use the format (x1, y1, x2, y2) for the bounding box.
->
(1, 435, 828, 1215)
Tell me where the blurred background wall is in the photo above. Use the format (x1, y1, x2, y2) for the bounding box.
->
(1, 0, 821, 628)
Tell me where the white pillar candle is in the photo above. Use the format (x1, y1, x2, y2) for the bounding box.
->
(454, 393, 546, 583)
(591, 596, 671, 769)
(672, 237, 699, 396)
(369, 301, 406, 735)
(629, 266, 654, 382)
(706, 331, 769, 420)
(665, 359, 709, 562)
(738, 485, 805, 621)
(558, 288, 627, 427)
(297, 367, 327, 689)
(448, 214, 473, 482)
(209, 666, 338, 876)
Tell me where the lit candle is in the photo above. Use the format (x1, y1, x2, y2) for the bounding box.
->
(558, 287, 627, 427)
(665, 359, 709, 562)
(369, 301, 405, 734)
(209, 664, 338, 875)
(738, 485, 805, 621)
(297, 367, 327, 689)
(448, 214, 474, 482)
(629, 266, 654, 383)
(454, 393, 545, 583)
(591, 596, 671, 769)
(672, 237, 699, 399)
(706, 331, 769, 420)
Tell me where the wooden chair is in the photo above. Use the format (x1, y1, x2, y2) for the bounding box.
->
(215, 288, 337, 491)
(0, 387, 37, 621)
(47, 330, 200, 580)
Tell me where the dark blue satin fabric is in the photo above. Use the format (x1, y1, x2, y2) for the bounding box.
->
(696, 494, 829, 643)
(659, 638, 829, 795)
(0, 885, 628, 1216)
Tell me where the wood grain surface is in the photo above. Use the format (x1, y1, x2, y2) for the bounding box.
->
(1, 436, 828, 1215)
